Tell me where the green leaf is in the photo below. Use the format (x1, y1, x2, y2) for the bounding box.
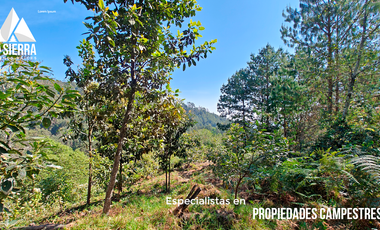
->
(109, 39, 115, 47)
(98, 0, 105, 10)
(40, 66, 51, 70)
(54, 83, 62, 93)
(0, 203, 8, 213)
(0, 91, 9, 99)
(45, 88, 56, 98)
(1, 180, 13, 193)
(7, 125, 19, 133)
(0, 146, 7, 153)
(183, 63, 186, 71)
(42, 117, 51, 128)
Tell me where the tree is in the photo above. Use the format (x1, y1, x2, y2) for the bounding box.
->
(95, 87, 185, 197)
(64, 39, 104, 205)
(209, 123, 289, 200)
(217, 69, 255, 130)
(268, 52, 309, 145)
(248, 45, 283, 128)
(0, 51, 78, 212)
(64, 0, 216, 214)
(158, 111, 194, 192)
(218, 45, 288, 132)
(281, 0, 380, 120)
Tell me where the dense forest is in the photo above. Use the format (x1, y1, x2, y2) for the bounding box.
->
(1, 0, 380, 229)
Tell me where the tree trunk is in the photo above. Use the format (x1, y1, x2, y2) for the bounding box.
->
(342, 11, 367, 120)
(282, 90, 287, 138)
(168, 154, 171, 193)
(117, 160, 123, 198)
(165, 167, 168, 192)
(265, 62, 270, 127)
(102, 71, 137, 214)
(327, 13, 333, 115)
(172, 185, 201, 217)
(86, 124, 93, 205)
(234, 175, 244, 200)
(242, 100, 247, 146)
(334, 18, 340, 115)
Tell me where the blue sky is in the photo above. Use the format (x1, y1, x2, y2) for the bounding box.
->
(0, 0, 299, 113)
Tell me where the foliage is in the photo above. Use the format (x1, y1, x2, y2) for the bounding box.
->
(252, 148, 355, 206)
(1, 138, 87, 225)
(64, 39, 105, 205)
(64, 0, 216, 214)
(217, 69, 255, 128)
(0, 53, 79, 212)
(92, 152, 113, 192)
(351, 155, 380, 183)
(38, 170, 76, 208)
(281, 0, 380, 120)
(313, 121, 380, 153)
(175, 131, 202, 166)
(36, 139, 87, 203)
(121, 151, 160, 187)
(156, 110, 194, 192)
(209, 123, 290, 199)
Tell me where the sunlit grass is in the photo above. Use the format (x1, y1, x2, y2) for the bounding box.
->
(9, 164, 282, 230)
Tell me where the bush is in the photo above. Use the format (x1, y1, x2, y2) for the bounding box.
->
(36, 139, 88, 206)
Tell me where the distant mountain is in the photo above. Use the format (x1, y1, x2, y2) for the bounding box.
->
(182, 102, 229, 134)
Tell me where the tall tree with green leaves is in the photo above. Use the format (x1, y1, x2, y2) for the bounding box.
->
(248, 45, 283, 128)
(64, 0, 216, 214)
(64, 39, 104, 205)
(270, 75, 304, 139)
(217, 68, 255, 130)
(268, 52, 309, 144)
(95, 87, 185, 197)
(281, 0, 380, 121)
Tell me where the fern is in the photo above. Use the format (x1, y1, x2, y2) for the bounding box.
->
(351, 155, 380, 183)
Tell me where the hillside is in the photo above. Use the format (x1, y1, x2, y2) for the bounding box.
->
(11, 161, 355, 230)
(182, 102, 228, 133)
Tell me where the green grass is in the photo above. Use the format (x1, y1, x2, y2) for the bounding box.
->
(13, 163, 351, 230)
(21, 167, 279, 230)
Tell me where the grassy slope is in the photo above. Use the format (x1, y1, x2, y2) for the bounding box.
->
(33, 162, 276, 230)
(29, 161, 357, 230)
(14, 157, 355, 229)
(20, 155, 358, 230)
